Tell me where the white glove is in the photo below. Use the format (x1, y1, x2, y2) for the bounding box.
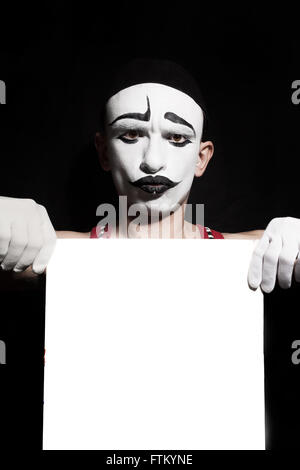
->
(0, 196, 57, 274)
(248, 217, 300, 293)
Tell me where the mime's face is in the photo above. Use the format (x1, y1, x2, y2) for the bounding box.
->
(105, 83, 204, 215)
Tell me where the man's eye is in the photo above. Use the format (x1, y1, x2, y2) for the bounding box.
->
(170, 134, 184, 143)
(168, 134, 191, 147)
(124, 130, 139, 139)
(118, 130, 139, 143)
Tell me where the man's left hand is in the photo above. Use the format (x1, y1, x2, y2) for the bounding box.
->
(248, 217, 300, 293)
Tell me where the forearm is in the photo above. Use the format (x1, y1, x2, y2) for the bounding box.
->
(0, 266, 42, 290)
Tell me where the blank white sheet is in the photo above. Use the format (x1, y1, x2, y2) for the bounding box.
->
(43, 239, 264, 450)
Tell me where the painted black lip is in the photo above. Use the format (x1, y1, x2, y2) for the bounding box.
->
(130, 176, 180, 194)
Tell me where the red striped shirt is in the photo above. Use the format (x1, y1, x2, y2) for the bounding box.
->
(90, 224, 224, 239)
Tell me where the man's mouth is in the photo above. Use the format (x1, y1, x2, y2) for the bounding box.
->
(129, 176, 180, 195)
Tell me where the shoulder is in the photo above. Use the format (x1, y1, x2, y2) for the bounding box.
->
(55, 231, 91, 239)
(221, 230, 264, 240)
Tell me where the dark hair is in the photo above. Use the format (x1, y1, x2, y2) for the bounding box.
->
(99, 58, 209, 139)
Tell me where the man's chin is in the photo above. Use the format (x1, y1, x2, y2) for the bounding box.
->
(129, 199, 181, 219)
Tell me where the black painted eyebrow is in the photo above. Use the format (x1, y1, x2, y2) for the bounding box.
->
(164, 112, 195, 136)
(109, 96, 151, 126)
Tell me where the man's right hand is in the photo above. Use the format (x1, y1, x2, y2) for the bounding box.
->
(0, 196, 57, 274)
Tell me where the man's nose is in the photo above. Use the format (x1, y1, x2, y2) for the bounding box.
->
(140, 135, 166, 174)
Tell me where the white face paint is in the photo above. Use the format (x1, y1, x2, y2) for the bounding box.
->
(105, 83, 204, 216)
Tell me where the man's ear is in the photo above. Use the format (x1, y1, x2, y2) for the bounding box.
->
(95, 132, 110, 171)
(195, 140, 214, 177)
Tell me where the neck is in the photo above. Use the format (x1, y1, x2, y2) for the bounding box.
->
(116, 201, 200, 239)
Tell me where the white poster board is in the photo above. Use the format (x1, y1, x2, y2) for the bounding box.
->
(43, 239, 264, 450)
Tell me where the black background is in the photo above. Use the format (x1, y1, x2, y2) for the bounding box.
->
(0, 2, 300, 452)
